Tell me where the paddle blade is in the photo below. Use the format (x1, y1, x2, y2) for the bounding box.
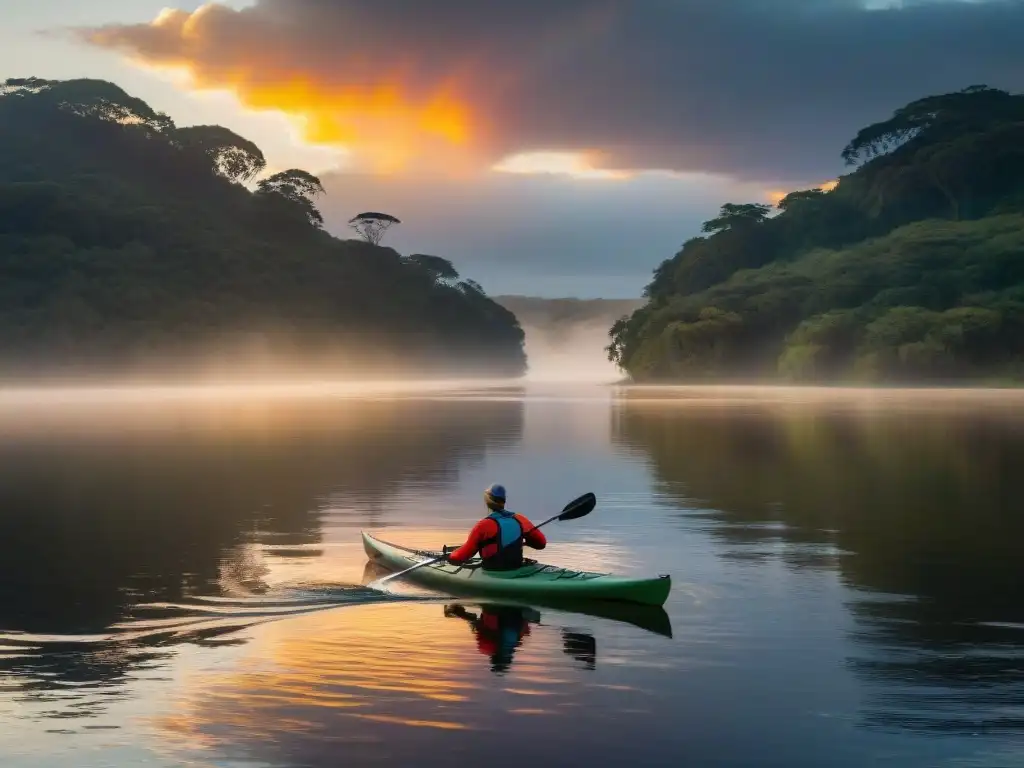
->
(558, 492, 596, 521)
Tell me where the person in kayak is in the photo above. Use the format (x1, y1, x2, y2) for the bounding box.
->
(445, 484, 546, 570)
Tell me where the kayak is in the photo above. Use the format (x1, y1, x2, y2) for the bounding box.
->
(361, 560, 673, 637)
(360, 561, 671, 638)
(361, 531, 672, 607)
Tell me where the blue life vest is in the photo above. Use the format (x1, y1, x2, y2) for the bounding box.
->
(481, 510, 524, 570)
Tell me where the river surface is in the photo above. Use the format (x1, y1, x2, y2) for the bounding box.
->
(1, 382, 1023, 767)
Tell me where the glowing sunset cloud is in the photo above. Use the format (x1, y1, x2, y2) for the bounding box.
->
(74, 0, 1024, 184)
(494, 152, 633, 181)
(72, 2, 679, 180)
(81, 5, 481, 175)
(225, 75, 476, 175)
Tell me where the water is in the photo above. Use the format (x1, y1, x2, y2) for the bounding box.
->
(1, 382, 1023, 767)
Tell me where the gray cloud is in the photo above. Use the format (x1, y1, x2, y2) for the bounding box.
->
(80, 0, 1024, 183)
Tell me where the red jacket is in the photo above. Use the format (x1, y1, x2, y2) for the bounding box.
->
(449, 513, 547, 565)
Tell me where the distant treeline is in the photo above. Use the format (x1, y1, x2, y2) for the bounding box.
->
(0, 77, 525, 380)
(609, 86, 1024, 384)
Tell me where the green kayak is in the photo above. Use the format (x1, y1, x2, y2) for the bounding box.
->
(361, 531, 672, 607)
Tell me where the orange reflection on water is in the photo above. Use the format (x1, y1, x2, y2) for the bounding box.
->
(351, 713, 468, 730)
(146, 600, 589, 760)
(147, 602, 483, 754)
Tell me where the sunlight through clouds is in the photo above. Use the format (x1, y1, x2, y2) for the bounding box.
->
(493, 152, 633, 181)
(74, 0, 1024, 183)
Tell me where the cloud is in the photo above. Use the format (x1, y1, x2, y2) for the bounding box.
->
(76, 0, 1024, 183)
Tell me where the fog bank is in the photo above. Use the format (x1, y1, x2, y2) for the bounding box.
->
(494, 297, 643, 383)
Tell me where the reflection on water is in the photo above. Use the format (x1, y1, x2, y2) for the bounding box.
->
(0, 390, 523, 624)
(144, 601, 665, 768)
(614, 387, 1024, 737)
(0, 587, 432, 723)
(2, 383, 1024, 766)
(0, 389, 524, 728)
(445, 603, 543, 674)
(443, 602, 598, 674)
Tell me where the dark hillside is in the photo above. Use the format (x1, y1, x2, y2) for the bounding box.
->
(0, 77, 525, 380)
(610, 86, 1024, 384)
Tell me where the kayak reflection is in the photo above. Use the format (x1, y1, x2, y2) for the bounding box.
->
(364, 559, 674, 642)
(561, 629, 596, 670)
(443, 603, 546, 674)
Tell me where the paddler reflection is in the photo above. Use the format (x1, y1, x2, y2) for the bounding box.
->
(444, 603, 537, 674)
(444, 603, 597, 674)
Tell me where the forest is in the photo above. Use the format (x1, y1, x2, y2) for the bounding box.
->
(0, 77, 526, 380)
(608, 85, 1024, 384)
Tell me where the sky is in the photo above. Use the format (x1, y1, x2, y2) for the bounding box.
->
(3, 1, 1024, 297)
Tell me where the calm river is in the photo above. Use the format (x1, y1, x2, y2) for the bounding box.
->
(0, 382, 1022, 767)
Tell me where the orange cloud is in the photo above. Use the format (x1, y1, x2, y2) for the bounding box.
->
(229, 74, 476, 174)
(73, 0, 1024, 185)
(82, 5, 482, 175)
(493, 151, 633, 181)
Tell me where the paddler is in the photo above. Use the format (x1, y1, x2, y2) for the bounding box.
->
(444, 484, 547, 570)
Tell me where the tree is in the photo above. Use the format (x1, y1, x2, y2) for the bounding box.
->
(607, 316, 631, 365)
(174, 125, 267, 183)
(662, 307, 744, 377)
(256, 169, 325, 227)
(459, 279, 485, 296)
(777, 188, 828, 212)
(777, 310, 863, 381)
(348, 211, 400, 245)
(701, 203, 772, 234)
(841, 85, 1021, 166)
(911, 122, 1024, 221)
(256, 168, 324, 201)
(405, 253, 459, 283)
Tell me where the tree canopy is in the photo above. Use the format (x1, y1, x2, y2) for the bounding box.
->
(700, 203, 773, 234)
(349, 211, 401, 245)
(0, 77, 525, 380)
(1, 77, 174, 134)
(405, 254, 459, 283)
(610, 85, 1024, 385)
(174, 125, 267, 183)
(256, 169, 327, 227)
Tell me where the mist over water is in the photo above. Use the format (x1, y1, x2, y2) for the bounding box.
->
(496, 297, 642, 383)
(518, 319, 621, 382)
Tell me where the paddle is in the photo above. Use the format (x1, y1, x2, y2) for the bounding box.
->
(370, 492, 596, 589)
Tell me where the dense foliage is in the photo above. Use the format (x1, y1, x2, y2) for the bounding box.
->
(609, 85, 1024, 384)
(0, 77, 525, 379)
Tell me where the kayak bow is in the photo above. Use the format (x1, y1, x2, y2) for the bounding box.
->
(361, 531, 672, 607)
